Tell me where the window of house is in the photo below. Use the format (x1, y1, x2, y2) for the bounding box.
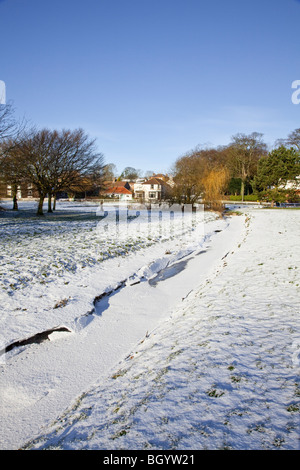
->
(149, 192, 156, 198)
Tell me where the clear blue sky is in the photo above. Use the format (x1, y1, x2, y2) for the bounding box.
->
(1, 0, 299, 175)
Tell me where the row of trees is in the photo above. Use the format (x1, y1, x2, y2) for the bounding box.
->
(110, 130, 300, 209)
(171, 130, 300, 208)
(1, 102, 300, 213)
(0, 103, 106, 215)
(105, 165, 159, 181)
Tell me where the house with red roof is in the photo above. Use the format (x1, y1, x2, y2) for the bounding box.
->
(101, 182, 133, 201)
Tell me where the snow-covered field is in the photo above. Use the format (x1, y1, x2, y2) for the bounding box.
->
(0, 200, 214, 348)
(0, 200, 299, 450)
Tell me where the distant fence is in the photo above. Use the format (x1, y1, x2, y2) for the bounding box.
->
(276, 203, 300, 208)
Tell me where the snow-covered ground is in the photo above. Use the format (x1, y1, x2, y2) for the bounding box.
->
(0, 200, 216, 348)
(0, 201, 299, 450)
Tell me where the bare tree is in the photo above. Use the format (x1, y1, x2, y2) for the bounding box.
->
(171, 152, 206, 206)
(276, 128, 300, 151)
(226, 132, 267, 201)
(103, 163, 118, 182)
(0, 102, 26, 143)
(45, 128, 105, 210)
(171, 146, 230, 208)
(0, 102, 28, 208)
(15, 128, 105, 215)
(0, 139, 28, 210)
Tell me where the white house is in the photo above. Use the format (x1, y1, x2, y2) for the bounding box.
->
(133, 177, 172, 202)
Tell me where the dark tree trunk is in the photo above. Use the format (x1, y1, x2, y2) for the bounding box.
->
(12, 184, 18, 211)
(37, 194, 45, 216)
(12, 194, 18, 211)
(48, 193, 53, 213)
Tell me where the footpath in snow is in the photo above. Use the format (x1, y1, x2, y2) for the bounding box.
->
(0, 205, 299, 450)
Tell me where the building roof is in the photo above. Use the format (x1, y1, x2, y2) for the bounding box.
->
(142, 177, 166, 186)
(103, 186, 132, 195)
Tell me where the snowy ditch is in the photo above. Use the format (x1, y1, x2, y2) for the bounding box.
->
(0, 200, 224, 361)
(1, 227, 216, 357)
(1, 201, 246, 450)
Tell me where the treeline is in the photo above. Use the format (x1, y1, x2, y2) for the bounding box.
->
(171, 130, 300, 209)
(0, 103, 107, 215)
(1, 102, 300, 214)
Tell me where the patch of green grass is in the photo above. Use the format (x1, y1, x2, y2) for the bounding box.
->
(287, 403, 300, 413)
(206, 388, 225, 398)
